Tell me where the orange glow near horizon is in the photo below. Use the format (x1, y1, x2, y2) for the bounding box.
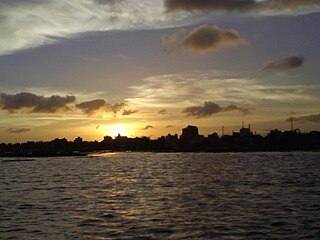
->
(99, 123, 134, 138)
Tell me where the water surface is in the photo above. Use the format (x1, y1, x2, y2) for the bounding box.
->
(1, 152, 320, 239)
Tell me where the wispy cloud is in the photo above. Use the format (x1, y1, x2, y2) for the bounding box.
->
(127, 73, 317, 110)
(0, 0, 187, 55)
(1, 0, 319, 56)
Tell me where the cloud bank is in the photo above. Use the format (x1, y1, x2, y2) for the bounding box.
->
(75, 99, 107, 114)
(0, 92, 75, 113)
(164, 0, 320, 12)
(6, 128, 31, 134)
(263, 56, 305, 71)
(163, 25, 245, 54)
(76, 99, 125, 114)
(182, 101, 249, 118)
(0, 92, 127, 116)
(0, 0, 185, 55)
(1, 0, 318, 55)
(165, 0, 256, 12)
(287, 114, 320, 123)
(122, 109, 138, 116)
(127, 73, 319, 116)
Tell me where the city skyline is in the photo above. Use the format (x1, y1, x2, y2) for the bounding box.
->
(0, 120, 317, 144)
(1, 124, 319, 157)
(1, 0, 320, 143)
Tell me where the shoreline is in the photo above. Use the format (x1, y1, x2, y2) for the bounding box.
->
(1, 149, 319, 158)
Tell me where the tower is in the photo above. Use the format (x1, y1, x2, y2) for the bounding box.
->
(290, 117, 294, 131)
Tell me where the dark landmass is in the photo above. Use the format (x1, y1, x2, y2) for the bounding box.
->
(1, 125, 320, 157)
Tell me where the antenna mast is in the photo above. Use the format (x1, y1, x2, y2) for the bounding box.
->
(290, 118, 294, 131)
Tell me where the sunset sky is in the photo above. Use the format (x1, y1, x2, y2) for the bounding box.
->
(1, 0, 320, 143)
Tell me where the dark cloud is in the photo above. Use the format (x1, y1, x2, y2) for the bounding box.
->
(93, 0, 120, 5)
(268, 0, 320, 10)
(263, 56, 305, 71)
(158, 109, 167, 115)
(183, 101, 221, 118)
(107, 103, 126, 113)
(6, 128, 31, 134)
(164, 0, 256, 12)
(76, 99, 125, 114)
(76, 99, 106, 114)
(163, 25, 245, 54)
(223, 104, 250, 115)
(286, 114, 320, 123)
(166, 125, 173, 128)
(0, 92, 76, 113)
(0, 0, 39, 6)
(183, 101, 249, 118)
(122, 109, 138, 116)
(142, 125, 154, 130)
(164, 0, 320, 12)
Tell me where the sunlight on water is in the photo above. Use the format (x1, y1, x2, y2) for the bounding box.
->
(88, 152, 121, 157)
(1, 152, 320, 239)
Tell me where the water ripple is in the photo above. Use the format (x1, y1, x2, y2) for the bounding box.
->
(1, 152, 320, 239)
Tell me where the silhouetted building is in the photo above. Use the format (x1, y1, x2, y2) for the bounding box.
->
(103, 136, 113, 142)
(1, 124, 320, 157)
(180, 125, 198, 140)
(180, 125, 204, 148)
(164, 134, 179, 149)
(233, 123, 253, 137)
(240, 125, 252, 137)
(208, 132, 219, 143)
(115, 134, 128, 140)
(74, 136, 83, 143)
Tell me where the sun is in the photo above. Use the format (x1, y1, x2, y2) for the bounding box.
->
(105, 123, 132, 138)
(96, 123, 137, 139)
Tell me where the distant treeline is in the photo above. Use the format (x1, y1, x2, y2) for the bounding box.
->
(1, 126, 320, 157)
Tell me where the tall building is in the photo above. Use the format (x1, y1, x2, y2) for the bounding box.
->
(180, 125, 204, 146)
(181, 125, 199, 139)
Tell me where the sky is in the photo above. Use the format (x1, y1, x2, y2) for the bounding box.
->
(0, 0, 320, 143)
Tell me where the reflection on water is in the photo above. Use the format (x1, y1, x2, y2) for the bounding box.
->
(88, 152, 120, 157)
(1, 152, 320, 239)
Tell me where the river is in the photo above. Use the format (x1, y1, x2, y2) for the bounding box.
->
(1, 152, 319, 239)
